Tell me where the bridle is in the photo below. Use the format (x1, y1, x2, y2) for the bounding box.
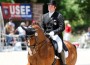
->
(27, 32, 47, 55)
(27, 33, 38, 48)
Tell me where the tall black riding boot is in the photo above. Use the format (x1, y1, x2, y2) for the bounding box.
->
(58, 50, 66, 65)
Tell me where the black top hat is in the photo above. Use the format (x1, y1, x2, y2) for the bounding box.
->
(48, 0, 57, 6)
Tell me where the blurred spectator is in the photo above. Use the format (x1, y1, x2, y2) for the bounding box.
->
(8, 19, 15, 32)
(5, 22, 15, 34)
(63, 20, 72, 41)
(12, 37, 22, 51)
(5, 23, 11, 34)
(15, 22, 26, 41)
(84, 27, 90, 41)
(6, 31, 14, 46)
(80, 27, 90, 48)
(5, 19, 15, 46)
(8, 20, 15, 28)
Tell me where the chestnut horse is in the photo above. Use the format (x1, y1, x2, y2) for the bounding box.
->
(26, 23, 77, 65)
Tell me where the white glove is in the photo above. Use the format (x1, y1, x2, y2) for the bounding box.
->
(49, 31, 54, 37)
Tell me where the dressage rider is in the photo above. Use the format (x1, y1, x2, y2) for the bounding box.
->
(41, 0, 67, 65)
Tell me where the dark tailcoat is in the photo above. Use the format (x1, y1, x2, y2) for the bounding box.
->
(41, 11, 65, 40)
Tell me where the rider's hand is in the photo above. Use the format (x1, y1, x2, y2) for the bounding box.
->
(49, 31, 54, 37)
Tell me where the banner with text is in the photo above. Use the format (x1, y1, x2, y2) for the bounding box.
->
(1, 3, 32, 20)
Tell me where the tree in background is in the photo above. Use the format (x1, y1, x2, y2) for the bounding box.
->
(0, 0, 15, 3)
(59, 0, 90, 33)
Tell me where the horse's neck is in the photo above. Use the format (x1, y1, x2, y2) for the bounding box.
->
(36, 37, 52, 51)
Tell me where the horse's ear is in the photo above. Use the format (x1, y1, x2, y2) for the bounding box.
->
(32, 22, 40, 26)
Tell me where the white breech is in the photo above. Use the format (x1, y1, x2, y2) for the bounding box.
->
(52, 35, 63, 53)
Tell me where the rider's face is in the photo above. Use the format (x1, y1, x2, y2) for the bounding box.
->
(48, 5, 56, 13)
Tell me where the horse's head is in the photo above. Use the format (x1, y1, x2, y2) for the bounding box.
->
(26, 23, 46, 47)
